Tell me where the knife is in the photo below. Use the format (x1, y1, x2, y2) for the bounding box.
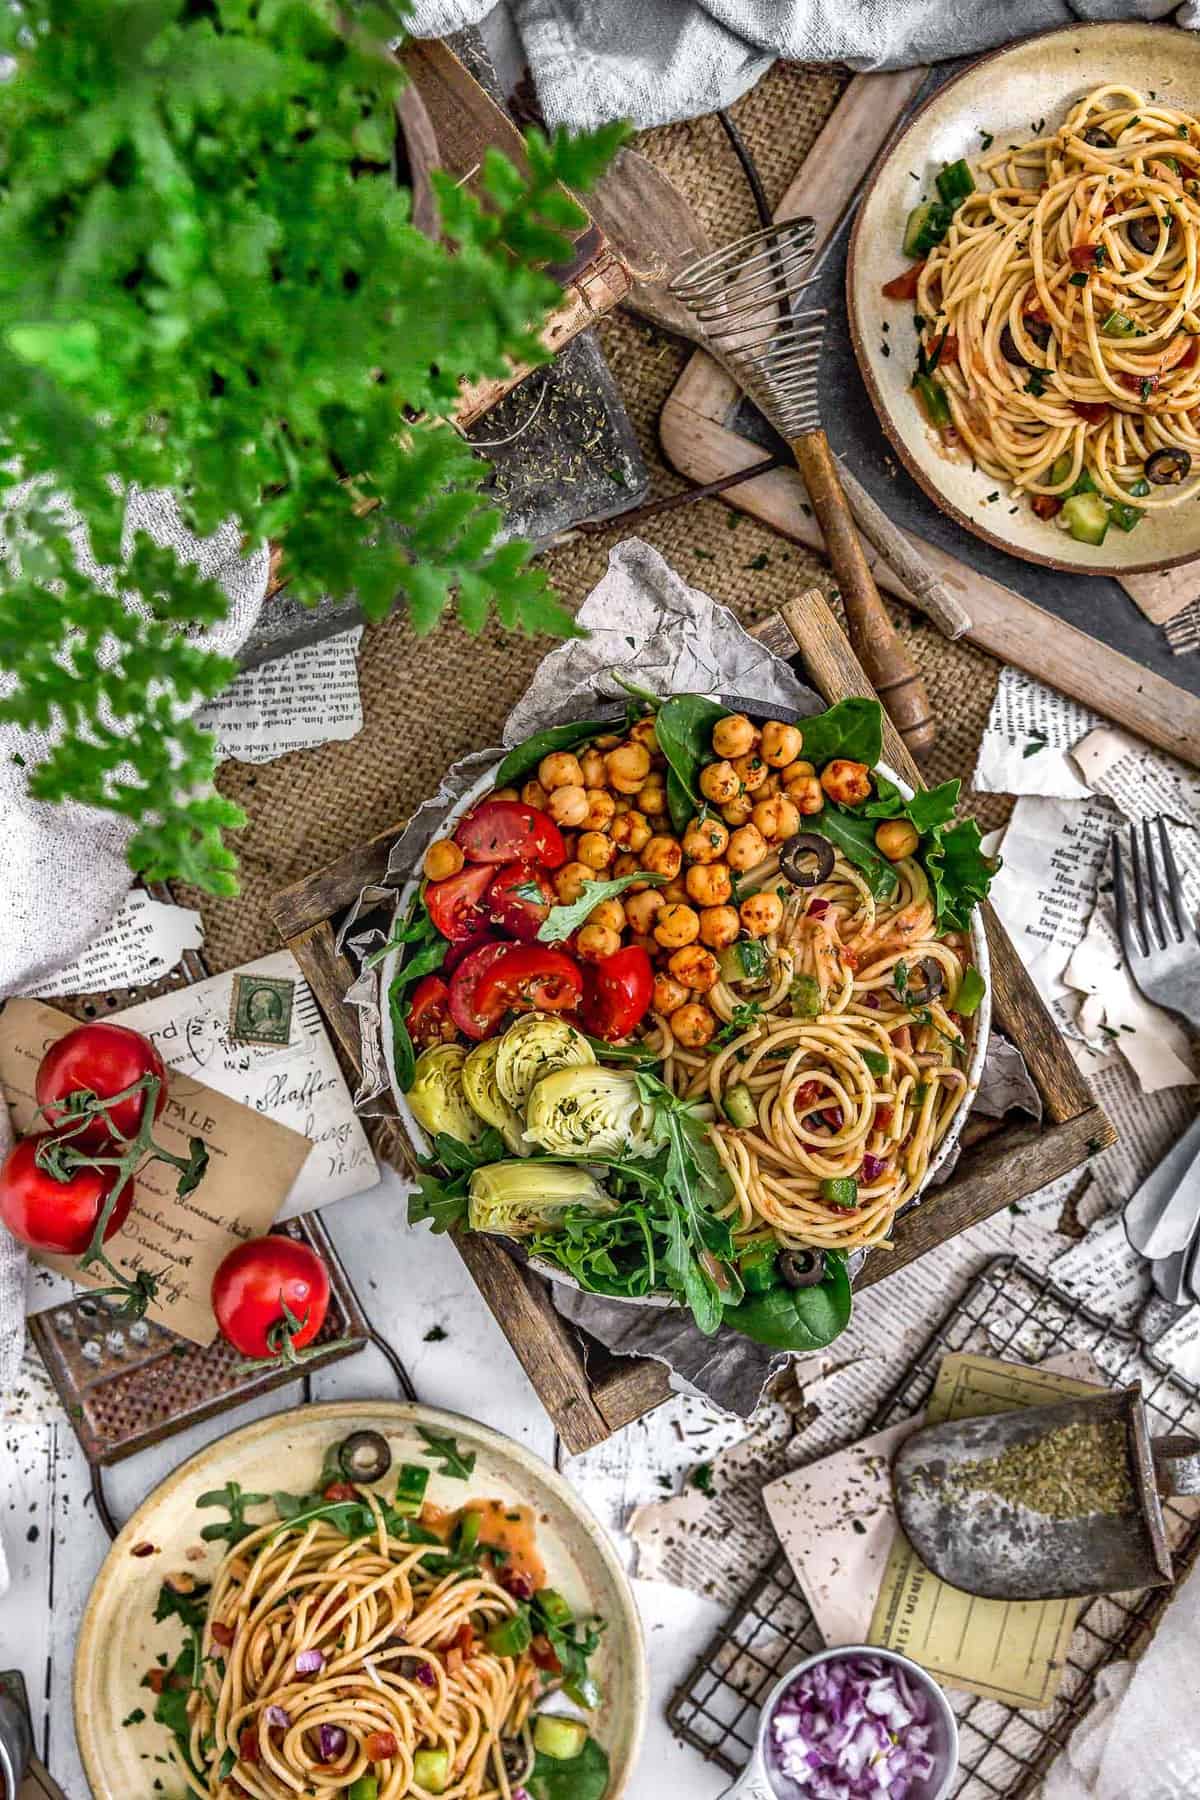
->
(1122, 1113, 1200, 1260)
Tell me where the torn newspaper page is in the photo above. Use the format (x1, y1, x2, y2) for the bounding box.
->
(1074, 723, 1200, 824)
(20, 888, 203, 998)
(973, 667, 1098, 800)
(196, 627, 364, 763)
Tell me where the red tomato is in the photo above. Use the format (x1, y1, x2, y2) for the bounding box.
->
(405, 975, 455, 1048)
(211, 1236, 330, 1360)
(238, 1727, 260, 1764)
(0, 1138, 131, 1254)
(443, 926, 499, 972)
(1068, 242, 1101, 268)
(424, 862, 493, 943)
(473, 946, 584, 1019)
(1032, 493, 1063, 519)
(579, 945, 653, 1041)
(1071, 400, 1112, 424)
(322, 1482, 357, 1502)
(1120, 370, 1159, 396)
(36, 1022, 167, 1148)
(454, 800, 565, 869)
(448, 941, 514, 1040)
(530, 1635, 562, 1675)
(929, 331, 958, 364)
(366, 1731, 399, 1762)
(487, 863, 555, 942)
(881, 261, 925, 300)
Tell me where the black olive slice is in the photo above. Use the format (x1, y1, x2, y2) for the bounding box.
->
(1025, 317, 1053, 353)
(338, 1429, 392, 1483)
(898, 956, 946, 1006)
(778, 1249, 827, 1289)
(1082, 127, 1116, 149)
(999, 323, 1027, 368)
(1146, 447, 1192, 486)
(780, 832, 836, 888)
(501, 1740, 532, 1781)
(1128, 213, 1167, 255)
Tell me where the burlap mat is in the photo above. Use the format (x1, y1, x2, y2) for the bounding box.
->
(180, 60, 1010, 971)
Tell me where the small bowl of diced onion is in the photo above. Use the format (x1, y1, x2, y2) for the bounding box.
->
(720, 1645, 958, 1800)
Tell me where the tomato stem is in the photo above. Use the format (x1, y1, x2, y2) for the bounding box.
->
(230, 1290, 356, 1375)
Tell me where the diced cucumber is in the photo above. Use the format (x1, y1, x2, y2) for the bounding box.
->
(1101, 309, 1137, 337)
(1129, 477, 1151, 497)
(789, 974, 822, 1019)
(820, 1176, 860, 1209)
(1062, 491, 1110, 545)
(717, 938, 767, 984)
(533, 1717, 590, 1761)
(1109, 500, 1144, 532)
(936, 159, 976, 206)
(1070, 466, 1098, 495)
(455, 1509, 482, 1555)
(349, 1779, 379, 1800)
(395, 1463, 430, 1517)
(723, 1084, 758, 1129)
(902, 198, 953, 258)
(955, 967, 986, 1017)
(913, 373, 951, 428)
(412, 1749, 449, 1793)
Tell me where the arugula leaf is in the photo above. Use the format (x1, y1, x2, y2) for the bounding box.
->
(635, 1072, 737, 1335)
(796, 698, 884, 767)
(806, 810, 899, 901)
(926, 817, 997, 931)
(416, 1425, 477, 1480)
(153, 1582, 209, 1633)
(408, 1172, 472, 1234)
(493, 718, 614, 788)
(861, 774, 960, 832)
(537, 871, 667, 942)
(195, 1482, 268, 1547)
(407, 1128, 506, 1235)
(654, 695, 728, 831)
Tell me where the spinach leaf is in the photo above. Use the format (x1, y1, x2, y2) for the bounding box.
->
(654, 695, 727, 830)
(796, 697, 883, 767)
(493, 719, 614, 788)
(722, 1253, 852, 1351)
(527, 1738, 611, 1800)
(537, 871, 667, 942)
(806, 811, 899, 901)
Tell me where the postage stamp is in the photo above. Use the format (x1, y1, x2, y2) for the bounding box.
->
(229, 972, 295, 1047)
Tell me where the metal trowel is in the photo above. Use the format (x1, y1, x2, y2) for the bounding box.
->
(893, 1385, 1200, 1601)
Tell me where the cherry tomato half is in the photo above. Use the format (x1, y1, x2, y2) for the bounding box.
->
(472, 945, 583, 1020)
(36, 1021, 168, 1148)
(211, 1236, 330, 1360)
(487, 863, 555, 942)
(405, 975, 456, 1048)
(880, 261, 925, 302)
(448, 941, 514, 1041)
(454, 800, 565, 870)
(0, 1137, 131, 1255)
(579, 945, 654, 1041)
(424, 862, 494, 944)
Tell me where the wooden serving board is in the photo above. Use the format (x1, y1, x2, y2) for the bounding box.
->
(659, 71, 1200, 764)
(269, 589, 1113, 1455)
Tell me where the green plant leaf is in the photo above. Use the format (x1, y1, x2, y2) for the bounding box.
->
(796, 698, 884, 768)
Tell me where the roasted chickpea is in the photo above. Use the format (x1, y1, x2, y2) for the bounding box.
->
(712, 713, 758, 759)
(613, 852, 642, 881)
(625, 889, 665, 935)
(539, 750, 584, 791)
(423, 838, 464, 882)
(579, 746, 607, 788)
(605, 742, 652, 794)
(655, 903, 701, 949)
(522, 778, 550, 810)
(637, 779, 668, 817)
(740, 892, 785, 937)
(668, 944, 720, 992)
(613, 797, 633, 816)
(752, 795, 802, 843)
(686, 861, 733, 908)
(820, 759, 872, 807)
(660, 878, 689, 906)
(593, 732, 622, 751)
(699, 760, 740, 805)
(547, 784, 589, 829)
(611, 809, 652, 854)
(628, 934, 658, 959)
(670, 1001, 716, 1048)
(582, 788, 616, 831)
(576, 922, 622, 962)
(492, 787, 519, 801)
(761, 720, 804, 768)
(629, 716, 659, 753)
(732, 750, 769, 793)
(578, 830, 617, 871)
(780, 759, 815, 785)
(682, 816, 730, 864)
(590, 898, 626, 933)
(653, 972, 691, 1015)
(875, 818, 920, 861)
(554, 861, 594, 903)
(698, 904, 740, 949)
(758, 773, 781, 799)
(726, 824, 769, 871)
(641, 834, 683, 879)
(786, 774, 824, 816)
(721, 793, 755, 827)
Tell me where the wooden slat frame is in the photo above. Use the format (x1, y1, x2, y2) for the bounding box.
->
(270, 591, 1112, 1453)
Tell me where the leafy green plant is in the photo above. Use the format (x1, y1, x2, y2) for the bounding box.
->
(0, 0, 625, 891)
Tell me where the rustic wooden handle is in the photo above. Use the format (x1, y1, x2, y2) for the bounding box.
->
(791, 430, 936, 762)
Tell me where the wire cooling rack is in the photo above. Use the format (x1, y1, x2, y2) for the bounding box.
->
(667, 1256, 1200, 1800)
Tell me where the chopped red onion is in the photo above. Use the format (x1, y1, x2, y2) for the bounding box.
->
(265, 1706, 291, 1730)
(822, 1107, 843, 1130)
(317, 1724, 347, 1762)
(767, 1654, 938, 1798)
(295, 1649, 325, 1675)
(808, 898, 830, 917)
(860, 1154, 886, 1183)
(865, 992, 880, 1010)
(415, 1662, 437, 1688)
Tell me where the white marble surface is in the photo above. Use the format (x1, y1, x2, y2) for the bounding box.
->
(0, 1166, 734, 1799)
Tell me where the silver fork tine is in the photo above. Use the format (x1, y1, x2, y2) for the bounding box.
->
(1112, 832, 1140, 961)
(1129, 823, 1153, 954)
(1141, 818, 1170, 950)
(1157, 816, 1191, 942)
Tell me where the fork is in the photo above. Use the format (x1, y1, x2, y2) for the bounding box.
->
(1111, 817, 1200, 1030)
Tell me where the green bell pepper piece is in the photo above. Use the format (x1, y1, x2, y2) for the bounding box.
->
(486, 1612, 533, 1658)
(955, 967, 986, 1017)
(820, 1176, 859, 1208)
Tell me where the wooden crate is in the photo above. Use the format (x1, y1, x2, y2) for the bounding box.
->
(270, 589, 1114, 1454)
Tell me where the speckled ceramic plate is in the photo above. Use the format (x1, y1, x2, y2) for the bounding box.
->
(74, 1401, 646, 1800)
(848, 20, 1200, 575)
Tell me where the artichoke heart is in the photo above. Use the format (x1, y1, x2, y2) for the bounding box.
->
(494, 1011, 595, 1111)
(408, 1043, 485, 1146)
(468, 1161, 617, 1238)
(524, 1065, 653, 1159)
(462, 1038, 527, 1157)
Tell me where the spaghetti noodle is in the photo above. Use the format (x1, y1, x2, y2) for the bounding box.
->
(911, 85, 1200, 522)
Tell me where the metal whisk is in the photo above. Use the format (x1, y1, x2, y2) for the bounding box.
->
(672, 220, 936, 762)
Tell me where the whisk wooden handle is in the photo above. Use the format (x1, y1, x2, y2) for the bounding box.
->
(791, 430, 936, 762)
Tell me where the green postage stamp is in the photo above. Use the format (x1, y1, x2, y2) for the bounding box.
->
(229, 972, 294, 1046)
